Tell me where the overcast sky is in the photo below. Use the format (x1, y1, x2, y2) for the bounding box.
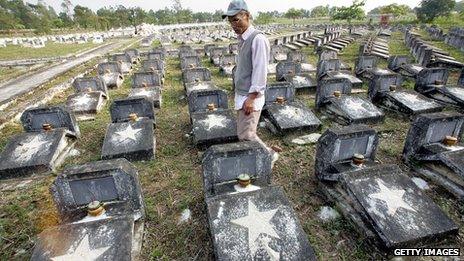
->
(34, 0, 422, 14)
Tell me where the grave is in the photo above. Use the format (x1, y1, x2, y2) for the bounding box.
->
(218, 54, 236, 77)
(129, 87, 162, 109)
(97, 62, 124, 89)
(0, 106, 79, 179)
(415, 68, 464, 108)
(316, 59, 363, 88)
(188, 88, 228, 116)
(286, 51, 316, 72)
(403, 112, 464, 199)
(368, 73, 443, 116)
(132, 72, 163, 88)
(387, 55, 424, 78)
(110, 54, 132, 74)
(355, 55, 396, 81)
(315, 124, 458, 252)
(66, 92, 106, 121)
(271, 45, 288, 62)
(229, 42, 239, 55)
(147, 51, 165, 61)
(318, 49, 352, 71)
(262, 82, 321, 134)
(124, 49, 141, 64)
(202, 141, 317, 260)
(210, 47, 228, 66)
(141, 59, 165, 76)
(180, 55, 201, 70)
(101, 98, 156, 161)
(182, 67, 213, 91)
(72, 77, 108, 97)
(315, 78, 384, 125)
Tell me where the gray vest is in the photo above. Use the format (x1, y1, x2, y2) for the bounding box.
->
(234, 30, 262, 96)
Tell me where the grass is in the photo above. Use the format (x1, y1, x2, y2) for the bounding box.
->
(0, 42, 101, 60)
(1, 32, 464, 260)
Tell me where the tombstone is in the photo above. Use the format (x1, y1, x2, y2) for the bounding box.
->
(262, 83, 321, 134)
(142, 59, 165, 76)
(316, 78, 385, 125)
(66, 92, 106, 121)
(102, 98, 156, 161)
(210, 47, 228, 66)
(180, 55, 201, 70)
(271, 45, 288, 62)
(203, 142, 317, 260)
(317, 59, 363, 88)
(182, 67, 212, 89)
(50, 158, 144, 222)
(216, 54, 235, 77)
(229, 42, 239, 55)
(72, 76, 108, 97)
(355, 56, 395, 81)
(276, 61, 302, 82)
(0, 106, 79, 179)
(124, 49, 140, 64)
(368, 73, 443, 116)
(129, 87, 162, 108)
(204, 43, 217, 56)
(132, 72, 163, 88)
(191, 108, 238, 147)
(403, 112, 464, 199)
(315, 124, 459, 252)
(415, 68, 464, 108)
(110, 54, 132, 74)
(387, 55, 424, 78)
(147, 51, 164, 61)
(97, 62, 124, 89)
(188, 89, 228, 116)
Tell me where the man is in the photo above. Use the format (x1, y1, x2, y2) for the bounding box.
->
(223, 0, 280, 166)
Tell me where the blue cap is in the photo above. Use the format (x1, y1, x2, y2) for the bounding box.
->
(222, 0, 249, 19)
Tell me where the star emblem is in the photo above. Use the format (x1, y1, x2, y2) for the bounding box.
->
(199, 114, 228, 131)
(369, 179, 416, 216)
(51, 234, 110, 261)
(73, 94, 93, 106)
(13, 135, 52, 162)
(134, 89, 152, 97)
(231, 199, 280, 257)
(113, 124, 141, 143)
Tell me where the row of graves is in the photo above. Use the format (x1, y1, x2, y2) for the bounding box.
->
(426, 26, 464, 51)
(176, 42, 319, 259)
(0, 47, 166, 259)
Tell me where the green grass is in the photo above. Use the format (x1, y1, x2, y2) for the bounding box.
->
(1, 32, 464, 260)
(0, 42, 101, 60)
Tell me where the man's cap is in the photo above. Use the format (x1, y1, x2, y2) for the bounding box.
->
(222, 0, 249, 19)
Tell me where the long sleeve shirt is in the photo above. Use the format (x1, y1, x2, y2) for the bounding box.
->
(234, 25, 270, 111)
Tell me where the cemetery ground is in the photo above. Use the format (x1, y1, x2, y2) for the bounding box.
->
(0, 42, 103, 60)
(1, 31, 464, 260)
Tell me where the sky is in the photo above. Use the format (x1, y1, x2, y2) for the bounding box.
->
(32, 0, 423, 14)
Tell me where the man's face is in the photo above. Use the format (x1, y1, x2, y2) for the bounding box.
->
(228, 12, 250, 35)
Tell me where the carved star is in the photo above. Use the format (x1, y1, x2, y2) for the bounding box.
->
(73, 94, 93, 106)
(13, 135, 51, 162)
(113, 124, 141, 143)
(51, 234, 110, 261)
(199, 114, 228, 131)
(231, 199, 280, 255)
(369, 179, 416, 216)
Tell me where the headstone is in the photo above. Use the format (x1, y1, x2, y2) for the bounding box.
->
(180, 55, 201, 70)
(97, 62, 124, 89)
(50, 158, 144, 222)
(276, 61, 302, 82)
(110, 97, 155, 123)
(316, 78, 384, 125)
(110, 54, 132, 73)
(315, 125, 458, 251)
(202, 141, 271, 197)
(129, 87, 162, 109)
(72, 77, 108, 97)
(132, 72, 163, 88)
(415, 68, 464, 108)
(0, 107, 79, 179)
(219, 54, 236, 76)
(317, 59, 363, 88)
(147, 51, 164, 61)
(124, 49, 140, 64)
(142, 59, 164, 76)
(188, 89, 228, 116)
(403, 112, 464, 198)
(182, 67, 212, 87)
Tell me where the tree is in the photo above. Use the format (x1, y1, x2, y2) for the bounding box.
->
(73, 5, 95, 28)
(311, 5, 329, 18)
(255, 12, 274, 24)
(332, 0, 366, 25)
(416, 0, 455, 22)
(285, 8, 303, 24)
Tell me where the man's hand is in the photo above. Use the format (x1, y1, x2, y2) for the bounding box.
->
(243, 92, 258, 115)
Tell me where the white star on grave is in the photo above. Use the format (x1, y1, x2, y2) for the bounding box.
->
(231, 199, 280, 257)
(199, 114, 228, 131)
(293, 76, 308, 85)
(51, 234, 110, 261)
(13, 135, 52, 162)
(369, 179, 416, 216)
(134, 89, 152, 97)
(343, 97, 367, 113)
(277, 105, 306, 123)
(73, 94, 93, 106)
(113, 124, 141, 143)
